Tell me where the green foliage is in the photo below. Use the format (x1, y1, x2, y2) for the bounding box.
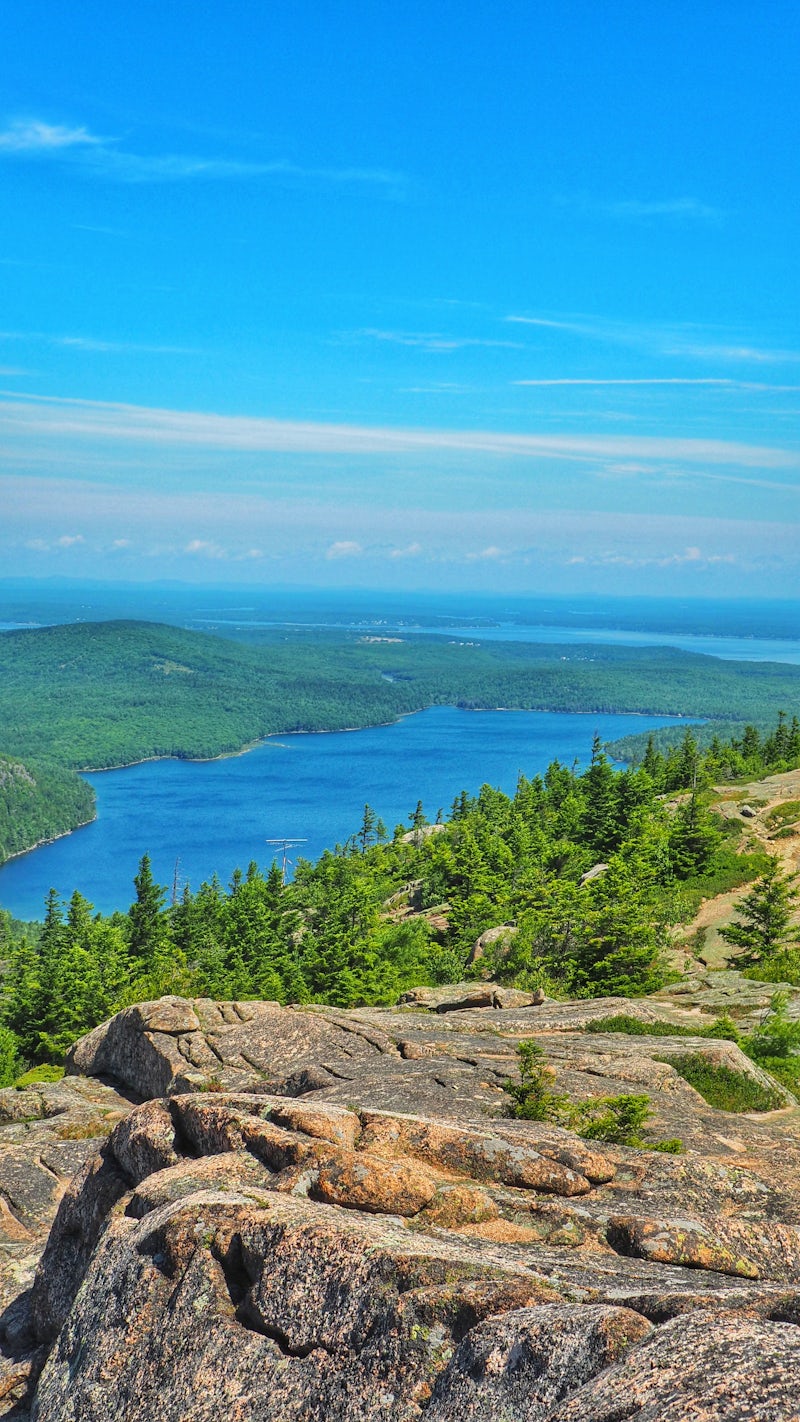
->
(609, 711, 800, 786)
(766, 801, 800, 831)
(0, 1025, 22, 1087)
(14, 1064, 64, 1088)
(719, 858, 800, 967)
(742, 992, 800, 1062)
(676, 846, 773, 918)
(503, 1041, 680, 1149)
(567, 1092, 652, 1146)
(584, 1012, 741, 1041)
(0, 755, 93, 867)
(662, 1053, 784, 1112)
(502, 1040, 567, 1120)
(1, 622, 800, 865)
(0, 706, 797, 1070)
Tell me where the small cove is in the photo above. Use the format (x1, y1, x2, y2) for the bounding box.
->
(0, 705, 685, 919)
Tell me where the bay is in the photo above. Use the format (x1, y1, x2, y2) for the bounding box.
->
(0, 706, 684, 920)
(189, 619, 800, 664)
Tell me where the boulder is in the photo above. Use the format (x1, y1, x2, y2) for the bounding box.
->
(10, 987, 800, 1417)
(22, 1088, 800, 1419)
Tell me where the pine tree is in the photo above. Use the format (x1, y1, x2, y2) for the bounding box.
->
(128, 854, 167, 961)
(669, 791, 722, 877)
(719, 859, 800, 967)
(581, 735, 619, 857)
(358, 803, 377, 850)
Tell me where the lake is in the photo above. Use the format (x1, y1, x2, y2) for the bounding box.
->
(0, 706, 684, 920)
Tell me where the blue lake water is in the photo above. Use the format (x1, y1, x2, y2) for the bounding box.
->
(0, 706, 684, 920)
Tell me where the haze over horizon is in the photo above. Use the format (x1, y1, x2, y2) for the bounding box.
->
(2, 3, 799, 596)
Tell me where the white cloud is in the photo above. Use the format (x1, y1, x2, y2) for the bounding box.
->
(184, 539, 227, 558)
(111, 538, 131, 549)
(56, 533, 83, 546)
(664, 342, 800, 365)
(0, 119, 103, 152)
(388, 542, 423, 559)
(466, 545, 504, 561)
(358, 329, 522, 352)
(1, 392, 796, 472)
(567, 545, 737, 570)
(0, 116, 405, 192)
(605, 197, 722, 221)
(504, 312, 800, 369)
(0, 330, 197, 356)
(558, 195, 722, 223)
(325, 540, 363, 559)
(514, 377, 751, 387)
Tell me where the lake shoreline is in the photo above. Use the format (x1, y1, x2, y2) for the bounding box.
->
(3, 702, 703, 874)
(0, 706, 697, 920)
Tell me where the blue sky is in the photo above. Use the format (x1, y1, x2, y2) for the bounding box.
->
(1, 0, 799, 594)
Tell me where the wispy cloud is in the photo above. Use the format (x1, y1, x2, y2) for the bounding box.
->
(559, 194, 723, 223)
(514, 376, 800, 391)
(357, 329, 522, 352)
(6, 474, 800, 579)
(505, 311, 800, 369)
(23, 531, 84, 552)
(185, 538, 227, 558)
(0, 115, 405, 193)
(0, 119, 103, 152)
(605, 197, 722, 221)
(515, 377, 738, 387)
(568, 545, 736, 569)
(663, 341, 800, 364)
(1, 392, 797, 473)
(0, 330, 196, 356)
(388, 542, 423, 559)
(466, 545, 504, 561)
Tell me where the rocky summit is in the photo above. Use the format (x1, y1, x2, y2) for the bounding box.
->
(3, 980, 800, 1419)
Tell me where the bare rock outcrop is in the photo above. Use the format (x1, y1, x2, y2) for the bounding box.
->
(66, 995, 399, 1099)
(0, 1075, 133, 1414)
(20, 1087, 800, 1419)
(5, 983, 800, 1417)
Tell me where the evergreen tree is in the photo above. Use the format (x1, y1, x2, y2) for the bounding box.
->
(719, 859, 800, 967)
(668, 791, 722, 877)
(128, 854, 167, 960)
(581, 735, 619, 857)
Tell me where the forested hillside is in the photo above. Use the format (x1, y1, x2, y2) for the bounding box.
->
(3, 721, 798, 1078)
(0, 757, 94, 865)
(3, 618, 800, 864)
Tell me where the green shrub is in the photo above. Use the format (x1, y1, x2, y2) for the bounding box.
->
(0, 1027, 22, 1089)
(677, 847, 773, 918)
(14, 1063, 64, 1088)
(502, 1040, 567, 1121)
(743, 992, 800, 1060)
(567, 1092, 651, 1146)
(754, 1056, 800, 1093)
(504, 1041, 682, 1149)
(766, 801, 800, 830)
(584, 1012, 740, 1042)
(661, 1053, 784, 1112)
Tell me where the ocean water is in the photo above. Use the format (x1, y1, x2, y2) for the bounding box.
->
(0, 706, 684, 919)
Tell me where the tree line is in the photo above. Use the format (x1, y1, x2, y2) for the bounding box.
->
(2, 716, 798, 1083)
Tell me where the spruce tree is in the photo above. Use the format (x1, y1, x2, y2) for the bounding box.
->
(719, 859, 800, 967)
